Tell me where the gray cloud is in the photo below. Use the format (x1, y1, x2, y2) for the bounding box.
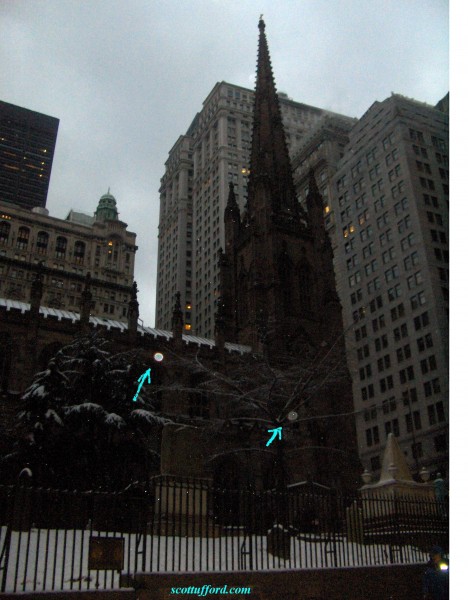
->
(1, 0, 448, 326)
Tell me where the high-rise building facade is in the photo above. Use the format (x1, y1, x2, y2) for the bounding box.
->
(156, 82, 352, 337)
(0, 192, 137, 319)
(328, 94, 449, 479)
(0, 101, 59, 210)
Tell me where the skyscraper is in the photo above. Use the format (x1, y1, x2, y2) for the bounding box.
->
(329, 94, 449, 478)
(0, 100, 59, 210)
(156, 84, 352, 337)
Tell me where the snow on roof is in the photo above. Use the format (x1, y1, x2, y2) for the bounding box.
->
(0, 297, 251, 354)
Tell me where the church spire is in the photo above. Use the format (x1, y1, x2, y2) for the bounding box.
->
(247, 17, 299, 218)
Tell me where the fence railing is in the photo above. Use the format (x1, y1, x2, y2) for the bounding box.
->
(0, 477, 448, 592)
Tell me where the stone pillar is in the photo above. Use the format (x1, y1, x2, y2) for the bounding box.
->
(127, 281, 140, 344)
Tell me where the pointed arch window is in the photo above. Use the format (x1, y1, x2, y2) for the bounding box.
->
(16, 226, 30, 250)
(36, 231, 49, 254)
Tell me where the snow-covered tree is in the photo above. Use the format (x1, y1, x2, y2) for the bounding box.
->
(6, 334, 169, 490)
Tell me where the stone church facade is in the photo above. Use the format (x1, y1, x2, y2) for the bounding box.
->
(0, 19, 361, 492)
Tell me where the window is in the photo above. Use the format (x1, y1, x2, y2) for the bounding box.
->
(355, 325, 367, 341)
(374, 334, 388, 352)
(36, 231, 49, 254)
(420, 355, 437, 375)
(365, 259, 378, 276)
(390, 303, 405, 321)
(388, 284, 402, 301)
(359, 364, 372, 380)
(397, 215, 411, 233)
(344, 239, 355, 254)
(350, 289, 363, 305)
(366, 147, 377, 165)
(361, 384, 375, 401)
(414, 311, 429, 331)
(382, 397, 397, 414)
(377, 212, 390, 229)
(394, 197, 409, 215)
(379, 375, 394, 392)
(348, 271, 361, 287)
(372, 314, 386, 332)
(347, 255, 359, 270)
(417, 333, 433, 352)
(369, 295, 383, 313)
(16, 227, 30, 250)
(357, 344, 370, 361)
(402, 388, 418, 405)
(409, 129, 424, 143)
(428, 401, 446, 425)
(367, 277, 381, 294)
(382, 132, 396, 149)
(382, 247, 396, 264)
(362, 242, 374, 258)
(411, 291, 426, 310)
(360, 225, 373, 242)
(401, 233, 415, 250)
(73, 241, 86, 264)
(385, 265, 400, 282)
(399, 365, 415, 384)
(403, 252, 419, 271)
(396, 344, 411, 362)
(424, 378, 441, 398)
(379, 229, 393, 246)
(0, 220, 11, 245)
(55, 236, 67, 259)
(385, 418, 400, 437)
(407, 271, 423, 289)
(369, 165, 381, 181)
(374, 196, 386, 212)
(364, 405, 377, 421)
(358, 209, 369, 224)
(366, 426, 380, 447)
(406, 411, 421, 433)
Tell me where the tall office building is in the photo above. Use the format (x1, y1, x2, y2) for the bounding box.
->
(156, 82, 352, 336)
(0, 101, 59, 210)
(328, 94, 449, 479)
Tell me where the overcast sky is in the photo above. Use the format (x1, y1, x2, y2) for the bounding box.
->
(1, 0, 448, 326)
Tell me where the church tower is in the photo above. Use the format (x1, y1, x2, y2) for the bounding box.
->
(220, 18, 345, 355)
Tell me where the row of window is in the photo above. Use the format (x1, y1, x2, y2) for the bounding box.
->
(365, 400, 445, 446)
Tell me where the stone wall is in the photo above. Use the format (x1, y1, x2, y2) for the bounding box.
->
(133, 564, 426, 600)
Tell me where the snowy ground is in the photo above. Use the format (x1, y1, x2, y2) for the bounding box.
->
(0, 526, 427, 592)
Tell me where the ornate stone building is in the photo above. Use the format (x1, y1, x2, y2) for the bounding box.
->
(0, 191, 137, 319)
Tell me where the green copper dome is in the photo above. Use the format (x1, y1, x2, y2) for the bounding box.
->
(95, 189, 118, 221)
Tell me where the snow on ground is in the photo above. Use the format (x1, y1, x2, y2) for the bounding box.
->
(0, 526, 426, 592)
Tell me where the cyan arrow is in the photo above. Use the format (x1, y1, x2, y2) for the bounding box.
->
(132, 368, 151, 402)
(266, 426, 283, 447)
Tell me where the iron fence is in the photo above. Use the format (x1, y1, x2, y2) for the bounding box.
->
(0, 477, 448, 592)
